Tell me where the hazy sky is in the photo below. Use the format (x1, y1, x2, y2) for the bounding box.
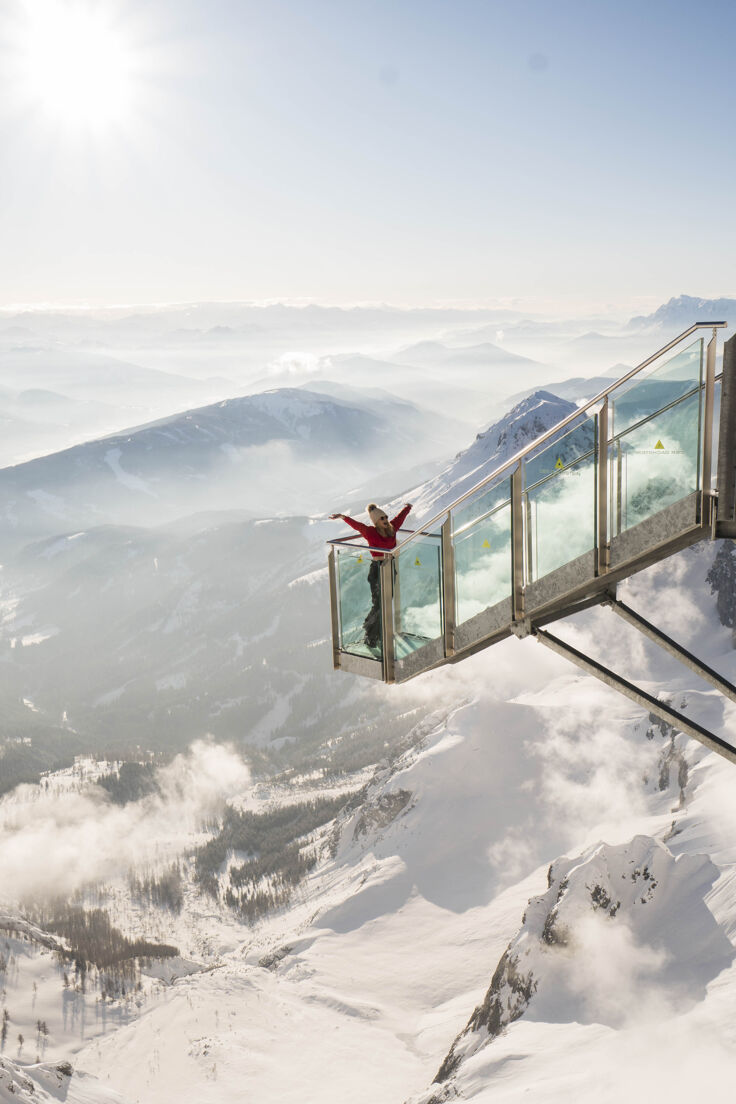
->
(1, 0, 735, 310)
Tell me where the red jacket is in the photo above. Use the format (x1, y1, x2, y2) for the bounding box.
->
(342, 505, 412, 559)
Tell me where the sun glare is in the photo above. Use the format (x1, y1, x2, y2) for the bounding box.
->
(16, 2, 138, 132)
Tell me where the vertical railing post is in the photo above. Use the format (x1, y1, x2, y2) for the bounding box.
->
(717, 334, 736, 526)
(327, 548, 341, 670)
(393, 549, 402, 635)
(524, 495, 533, 582)
(380, 555, 395, 683)
(615, 441, 623, 537)
(596, 400, 609, 574)
(441, 515, 456, 657)
(511, 463, 525, 622)
(701, 331, 717, 522)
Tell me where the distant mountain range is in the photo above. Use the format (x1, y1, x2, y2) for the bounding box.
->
(0, 302, 528, 348)
(392, 339, 545, 373)
(0, 386, 469, 550)
(0, 344, 234, 466)
(0, 383, 586, 773)
(627, 295, 736, 331)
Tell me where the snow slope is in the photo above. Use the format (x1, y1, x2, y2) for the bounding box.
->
(62, 543, 736, 1103)
(0, 1059, 125, 1104)
(2, 347, 736, 1102)
(409, 390, 578, 521)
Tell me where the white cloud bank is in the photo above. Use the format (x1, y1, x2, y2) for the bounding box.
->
(0, 740, 250, 903)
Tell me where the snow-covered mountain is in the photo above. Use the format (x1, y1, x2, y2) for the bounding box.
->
(0, 1057, 123, 1103)
(0, 387, 589, 772)
(410, 390, 579, 521)
(3, 349, 736, 1103)
(0, 343, 234, 465)
(426, 834, 733, 1098)
(0, 511, 435, 791)
(3, 542, 734, 1104)
(627, 295, 736, 333)
(0, 386, 465, 550)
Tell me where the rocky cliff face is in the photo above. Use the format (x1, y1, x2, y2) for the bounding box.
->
(410, 834, 734, 1103)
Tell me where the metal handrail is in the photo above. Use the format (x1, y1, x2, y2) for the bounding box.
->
(328, 527, 437, 554)
(387, 321, 726, 555)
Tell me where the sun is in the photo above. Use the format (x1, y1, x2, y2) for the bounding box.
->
(14, 1, 138, 132)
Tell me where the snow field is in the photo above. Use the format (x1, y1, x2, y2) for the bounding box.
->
(3, 542, 736, 1101)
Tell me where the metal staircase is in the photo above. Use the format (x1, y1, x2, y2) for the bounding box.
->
(327, 323, 736, 764)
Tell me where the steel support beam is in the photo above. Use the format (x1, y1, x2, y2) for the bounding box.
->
(535, 628, 736, 766)
(605, 597, 736, 705)
(717, 334, 736, 526)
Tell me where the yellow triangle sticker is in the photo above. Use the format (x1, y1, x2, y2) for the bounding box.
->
(414, 557, 422, 566)
(356, 555, 363, 564)
(654, 440, 665, 450)
(555, 457, 564, 470)
(482, 539, 490, 549)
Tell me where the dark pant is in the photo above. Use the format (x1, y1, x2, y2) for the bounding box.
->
(363, 559, 382, 647)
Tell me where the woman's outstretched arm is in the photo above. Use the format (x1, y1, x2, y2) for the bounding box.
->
(330, 513, 372, 540)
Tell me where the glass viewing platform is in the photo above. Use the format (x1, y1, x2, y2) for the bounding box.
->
(327, 323, 735, 690)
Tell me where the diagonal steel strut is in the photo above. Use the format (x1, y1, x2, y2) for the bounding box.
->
(605, 597, 736, 706)
(535, 628, 736, 767)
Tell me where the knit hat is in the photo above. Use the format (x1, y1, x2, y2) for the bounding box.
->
(367, 503, 389, 525)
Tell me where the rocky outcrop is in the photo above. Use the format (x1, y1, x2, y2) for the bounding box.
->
(0, 913, 66, 954)
(409, 835, 733, 1104)
(644, 712, 689, 807)
(352, 789, 413, 841)
(0, 1058, 119, 1103)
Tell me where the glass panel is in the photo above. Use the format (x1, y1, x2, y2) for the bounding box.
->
(610, 338, 703, 437)
(524, 414, 597, 582)
(452, 474, 512, 536)
(336, 546, 383, 658)
(609, 388, 701, 536)
(524, 414, 596, 490)
(394, 534, 443, 658)
(454, 501, 512, 625)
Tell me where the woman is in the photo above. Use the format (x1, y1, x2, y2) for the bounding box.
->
(330, 502, 413, 649)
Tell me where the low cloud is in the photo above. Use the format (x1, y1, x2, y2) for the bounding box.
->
(0, 740, 250, 904)
(266, 351, 321, 378)
(561, 914, 673, 1026)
